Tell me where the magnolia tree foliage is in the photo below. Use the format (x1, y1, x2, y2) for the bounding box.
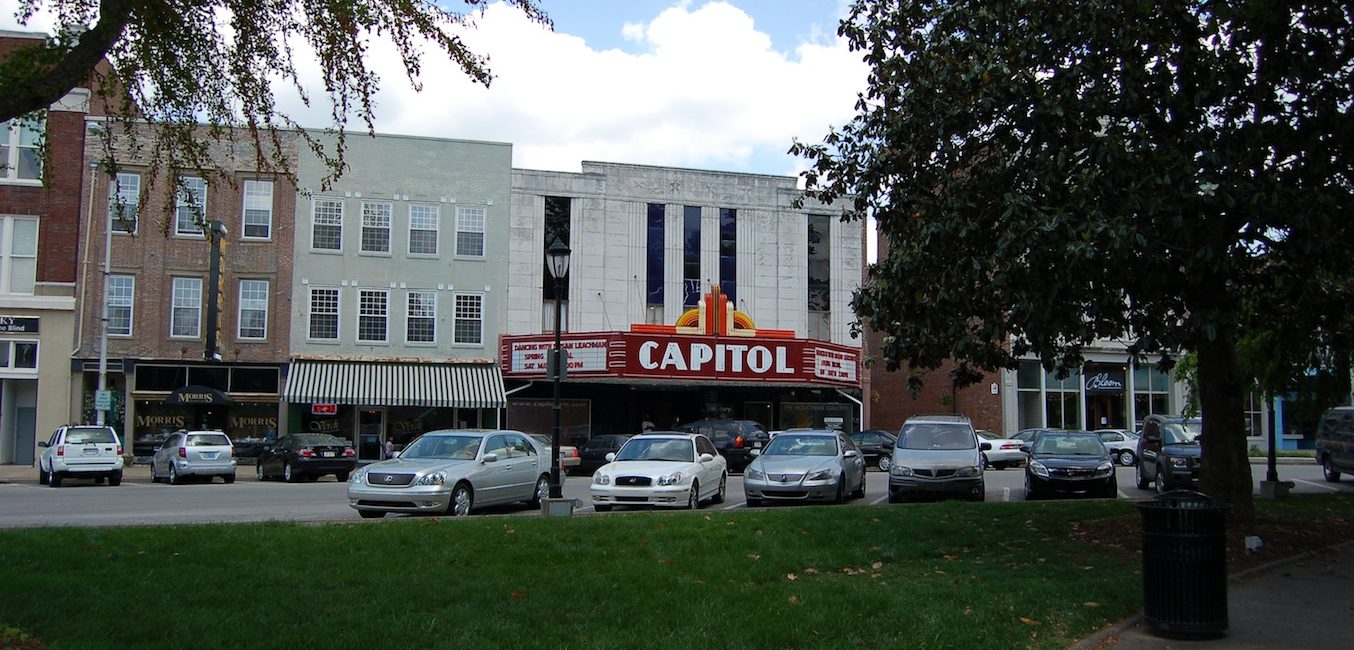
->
(792, 0, 1354, 522)
(0, 0, 548, 232)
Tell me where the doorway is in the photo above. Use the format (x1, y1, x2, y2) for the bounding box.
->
(358, 408, 385, 461)
(1086, 395, 1125, 430)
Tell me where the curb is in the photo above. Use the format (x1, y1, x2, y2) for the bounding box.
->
(1069, 539, 1354, 650)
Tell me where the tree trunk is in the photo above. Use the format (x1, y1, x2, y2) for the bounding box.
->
(1195, 331, 1255, 524)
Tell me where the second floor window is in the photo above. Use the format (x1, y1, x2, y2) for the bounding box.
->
(106, 275, 135, 336)
(0, 117, 43, 182)
(454, 293, 483, 345)
(309, 288, 339, 340)
(456, 206, 485, 256)
(0, 217, 38, 295)
(406, 290, 437, 343)
(311, 199, 343, 251)
(358, 290, 388, 342)
(242, 180, 273, 239)
(170, 277, 202, 338)
(409, 204, 439, 255)
(362, 201, 391, 253)
(238, 279, 269, 340)
(108, 172, 140, 233)
(175, 177, 207, 236)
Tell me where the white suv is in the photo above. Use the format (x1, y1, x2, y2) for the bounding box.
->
(150, 430, 238, 484)
(38, 425, 125, 487)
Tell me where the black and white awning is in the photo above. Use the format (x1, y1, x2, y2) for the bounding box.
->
(284, 360, 506, 408)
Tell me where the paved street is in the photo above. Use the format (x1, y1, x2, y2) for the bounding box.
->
(0, 460, 1345, 528)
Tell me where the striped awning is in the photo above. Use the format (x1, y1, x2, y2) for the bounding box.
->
(284, 360, 506, 408)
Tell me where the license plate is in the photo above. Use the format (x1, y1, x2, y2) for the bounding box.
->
(753, 442, 762, 448)
(203, 452, 218, 460)
(323, 451, 335, 457)
(83, 447, 100, 455)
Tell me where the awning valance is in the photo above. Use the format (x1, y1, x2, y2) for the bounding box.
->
(284, 360, 506, 408)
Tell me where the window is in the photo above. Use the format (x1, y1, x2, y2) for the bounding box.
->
(454, 293, 483, 345)
(308, 288, 339, 340)
(170, 277, 202, 338)
(1133, 364, 1173, 422)
(108, 172, 140, 233)
(808, 214, 832, 340)
(683, 205, 701, 306)
(242, 180, 273, 239)
(237, 279, 269, 340)
(175, 176, 207, 236)
(1, 217, 38, 294)
(0, 340, 39, 370)
(106, 275, 134, 336)
(358, 290, 388, 342)
(311, 198, 343, 251)
(406, 290, 437, 343)
(456, 206, 485, 256)
(0, 117, 43, 182)
(719, 208, 737, 304)
(361, 201, 391, 253)
(646, 203, 665, 320)
(1045, 369, 1082, 429)
(409, 204, 439, 255)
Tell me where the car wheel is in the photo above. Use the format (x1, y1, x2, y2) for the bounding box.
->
(1155, 467, 1170, 494)
(256, 463, 266, 481)
(1135, 461, 1151, 490)
(1118, 450, 1136, 466)
(38, 465, 49, 485)
(223, 473, 236, 484)
(594, 504, 613, 512)
(834, 478, 847, 505)
(108, 470, 122, 487)
(852, 472, 866, 499)
(878, 455, 891, 472)
(358, 510, 385, 519)
(970, 482, 985, 502)
(50, 471, 63, 488)
(168, 464, 181, 485)
(1323, 456, 1342, 482)
(746, 496, 763, 508)
(1103, 481, 1118, 499)
(981, 452, 991, 469)
(449, 483, 474, 517)
(336, 471, 350, 482)
(283, 462, 298, 483)
(688, 481, 701, 509)
(887, 491, 906, 504)
(712, 474, 727, 504)
(529, 474, 549, 508)
(1024, 475, 1038, 501)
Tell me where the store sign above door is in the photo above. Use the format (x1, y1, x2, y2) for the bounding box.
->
(1084, 370, 1126, 395)
(311, 403, 338, 416)
(0, 316, 39, 333)
(499, 286, 860, 387)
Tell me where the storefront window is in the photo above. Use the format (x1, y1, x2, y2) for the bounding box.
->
(1133, 364, 1173, 423)
(386, 407, 460, 449)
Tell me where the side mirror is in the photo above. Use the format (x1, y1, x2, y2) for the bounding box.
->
(699, 453, 715, 462)
(605, 452, 617, 462)
(482, 452, 499, 463)
(844, 449, 860, 458)
(37, 441, 48, 448)
(979, 442, 992, 452)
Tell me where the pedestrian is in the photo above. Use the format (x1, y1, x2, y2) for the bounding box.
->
(642, 414, 655, 432)
(384, 438, 395, 459)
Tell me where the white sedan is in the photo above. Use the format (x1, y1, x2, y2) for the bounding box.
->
(590, 433, 728, 511)
(1095, 429, 1140, 466)
(976, 430, 1027, 469)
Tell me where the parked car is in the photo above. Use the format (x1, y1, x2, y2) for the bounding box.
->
(887, 415, 989, 503)
(590, 432, 728, 511)
(1094, 429, 1140, 466)
(529, 434, 581, 473)
(256, 433, 357, 482)
(1135, 415, 1203, 494)
(1316, 407, 1354, 482)
(975, 430, 1026, 469)
(744, 430, 867, 506)
(37, 425, 124, 487)
(1010, 427, 1062, 448)
(347, 429, 551, 518)
(849, 429, 897, 470)
(1024, 430, 1117, 500)
(150, 430, 237, 484)
(675, 419, 770, 472)
(575, 434, 632, 476)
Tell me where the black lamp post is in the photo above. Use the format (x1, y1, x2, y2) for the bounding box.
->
(546, 238, 571, 499)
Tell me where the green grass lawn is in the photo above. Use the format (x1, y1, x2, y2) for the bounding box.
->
(0, 497, 1345, 649)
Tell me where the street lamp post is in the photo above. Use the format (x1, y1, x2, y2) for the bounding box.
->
(546, 238, 571, 499)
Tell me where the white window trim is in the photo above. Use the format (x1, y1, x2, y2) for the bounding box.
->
(452, 291, 485, 346)
(106, 274, 135, 337)
(0, 216, 39, 295)
(169, 277, 203, 339)
(175, 176, 207, 238)
(237, 279, 269, 341)
(407, 203, 440, 256)
(310, 198, 344, 253)
(108, 172, 140, 235)
(357, 289, 390, 344)
(0, 118, 43, 185)
(360, 200, 393, 255)
(307, 287, 341, 342)
(0, 339, 41, 375)
(405, 290, 438, 345)
(241, 179, 274, 241)
(455, 205, 486, 258)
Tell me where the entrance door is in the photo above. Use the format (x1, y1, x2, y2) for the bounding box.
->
(15, 406, 36, 465)
(1086, 395, 1124, 430)
(358, 408, 385, 461)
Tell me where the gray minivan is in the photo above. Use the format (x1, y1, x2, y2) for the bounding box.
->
(887, 415, 990, 502)
(1317, 406, 1354, 482)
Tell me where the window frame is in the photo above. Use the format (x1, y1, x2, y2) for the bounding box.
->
(170, 277, 203, 339)
(106, 274, 135, 337)
(236, 279, 270, 341)
(174, 176, 207, 237)
(310, 198, 344, 252)
(405, 290, 437, 345)
(453, 292, 484, 346)
(108, 172, 140, 234)
(0, 117, 44, 184)
(455, 205, 486, 257)
(357, 289, 389, 343)
(0, 216, 39, 295)
(408, 203, 440, 256)
(308, 287, 340, 342)
(360, 201, 392, 254)
(241, 179, 274, 240)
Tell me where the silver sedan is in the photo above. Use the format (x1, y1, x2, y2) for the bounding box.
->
(347, 429, 551, 518)
(743, 430, 867, 506)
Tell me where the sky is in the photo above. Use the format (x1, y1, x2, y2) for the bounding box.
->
(1, 0, 867, 179)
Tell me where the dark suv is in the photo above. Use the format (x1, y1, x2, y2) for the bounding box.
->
(1135, 414, 1203, 494)
(676, 419, 770, 472)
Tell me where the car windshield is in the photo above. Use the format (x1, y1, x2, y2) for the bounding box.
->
(65, 427, 116, 444)
(585, 436, 622, 450)
(977, 431, 999, 441)
(614, 438, 694, 462)
(1033, 435, 1105, 456)
(186, 433, 230, 446)
(401, 435, 481, 460)
(1163, 421, 1203, 444)
(762, 435, 838, 457)
(293, 434, 347, 446)
(900, 423, 975, 450)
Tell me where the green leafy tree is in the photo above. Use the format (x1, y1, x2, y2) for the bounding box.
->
(792, 0, 1354, 522)
(1, 0, 549, 230)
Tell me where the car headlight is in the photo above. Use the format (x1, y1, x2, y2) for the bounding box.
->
(1170, 457, 1189, 469)
(745, 468, 765, 481)
(657, 472, 684, 486)
(1095, 462, 1115, 477)
(890, 465, 913, 477)
(1029, 461, 1050, 478)
(956, 466, 982, 478)
(593, 473, 611, 485)
(412, 471, 446, 486)
(350, 468, 368, 483)
(805, 469, 835, 482)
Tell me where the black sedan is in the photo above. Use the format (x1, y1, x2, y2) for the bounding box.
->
(849, 429, 897, 470)
(256, 433, 357, 482)
(1024, 430, 1117, 500)
(574, 434, 633, 476)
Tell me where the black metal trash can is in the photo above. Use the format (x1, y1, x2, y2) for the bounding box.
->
(1135, 489, 1230, 637)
